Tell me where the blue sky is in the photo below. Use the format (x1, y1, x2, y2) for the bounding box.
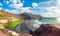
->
(0, 0, 49, 10)
(0, 0, 60, 18)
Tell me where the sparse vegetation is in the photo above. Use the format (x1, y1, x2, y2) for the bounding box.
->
(7, 20, 24, 28)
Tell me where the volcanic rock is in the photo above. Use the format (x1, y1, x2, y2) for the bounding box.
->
(32, 24, 60, 36)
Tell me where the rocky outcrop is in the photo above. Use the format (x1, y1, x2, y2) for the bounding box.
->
(32, 24, 60, 36)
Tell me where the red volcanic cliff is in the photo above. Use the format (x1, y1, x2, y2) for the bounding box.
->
(32, 24, 60, 36)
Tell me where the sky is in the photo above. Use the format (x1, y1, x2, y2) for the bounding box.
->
(0, 0, 60, 18)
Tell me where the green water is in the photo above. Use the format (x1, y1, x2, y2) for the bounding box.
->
(7, 20, 24, 28)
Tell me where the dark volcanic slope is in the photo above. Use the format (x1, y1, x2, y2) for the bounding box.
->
(32, 24, 60, 36)
(19, 13, 45, 20)
(19, 13, 51, 20)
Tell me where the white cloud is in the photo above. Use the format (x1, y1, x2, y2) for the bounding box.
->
(6, 1, 9, 4)
(56, 0, 60, 6)
(41, 12, 56, 17)
(8, 0, 50, 15)
(31, 1, 53, 15)
(3, 0, 60, 18)
(46, 6, 57, 12)
(9, 3, 23, 8)
(36, 0, 55, 11)
(3, 0, 9, 4)
(32, 3, 38, 7)
(4, 9, 20, 14)
(10, 0, 20, 4)
(4, 7, 32, 14)
(4, 7, 33, 14)
(46, 6, 60, 17)
(35, 0, 60, 18)
(7, 0, 60, 16)
(38, 1, 54, 7)
(0, 8, 2, 10)
(52, 8, 60, 17)
(17, 7, 32, 13)
(41, 5, 60, 17)
(9, 0, 23, 8)
(10, 10, 20, 14)
(40, 1, 53, 4)
(31, 1, 54, 15)
(23, 1, 25, 3)
(0, 2, 2, 6)
(4, 9, 10, 12)
(11, 0, 17, 4)
(56, 17, 60, 23)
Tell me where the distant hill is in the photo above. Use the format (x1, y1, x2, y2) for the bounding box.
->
(19, 13, 50, 20)
(19, 13, 43, 20)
